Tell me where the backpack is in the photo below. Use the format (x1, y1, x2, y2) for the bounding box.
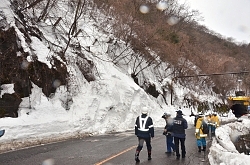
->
(201, 121, 209, 134)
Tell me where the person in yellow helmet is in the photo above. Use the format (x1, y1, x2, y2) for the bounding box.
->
(195, 114, 207, 152)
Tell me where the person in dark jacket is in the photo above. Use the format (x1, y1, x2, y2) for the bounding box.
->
(162, 112, 175, 154)
(172, 110, 188, 159)
(134, 107, 154, 163)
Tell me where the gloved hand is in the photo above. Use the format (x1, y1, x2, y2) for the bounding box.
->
(195, 128, 199, 137)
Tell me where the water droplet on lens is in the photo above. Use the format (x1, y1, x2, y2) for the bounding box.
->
(167, 16, 179, 25)
(139, 5, 149, 14)
(21, 60, 29, 70)
(42, 158, 55, 165)
(53, 79, 61, 88)
(156, 1, 168, 11)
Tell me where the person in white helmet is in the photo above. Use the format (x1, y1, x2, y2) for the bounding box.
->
(134, 107, 154, 163)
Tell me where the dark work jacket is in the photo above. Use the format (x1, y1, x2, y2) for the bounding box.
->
(135, 114, 154, 138)
(172, 114, 188, 138)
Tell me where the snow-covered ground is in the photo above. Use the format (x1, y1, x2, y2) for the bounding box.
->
(0, 0, 250, 165)
(1, 85, 250, 165)
(209, 115, 250, 165)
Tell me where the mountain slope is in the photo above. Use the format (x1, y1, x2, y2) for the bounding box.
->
(0, 0, 225, 152)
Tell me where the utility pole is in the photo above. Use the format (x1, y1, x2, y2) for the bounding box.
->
(238, 79, 242, 91)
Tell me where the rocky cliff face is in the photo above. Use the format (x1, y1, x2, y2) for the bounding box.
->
(0, 26, 68, 117)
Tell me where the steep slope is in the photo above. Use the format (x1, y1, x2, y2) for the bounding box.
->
(0, 0, 223, 152)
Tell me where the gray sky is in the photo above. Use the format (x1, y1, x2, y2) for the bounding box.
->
(181, 0, 250, 44)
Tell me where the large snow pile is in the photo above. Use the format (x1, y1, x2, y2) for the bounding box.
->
(209, 116, 250, 165)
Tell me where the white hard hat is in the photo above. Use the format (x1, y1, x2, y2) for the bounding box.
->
(163, 112, 170, 116)
(141, 107, 148, 114)
(198, 113, 205, 118)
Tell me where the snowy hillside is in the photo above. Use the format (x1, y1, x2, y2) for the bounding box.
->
(0, 0, 167, 150)
(0, 0, 222, 146)
(3, 2, 250, 165)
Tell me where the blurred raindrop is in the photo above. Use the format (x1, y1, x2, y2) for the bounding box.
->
(42, 158, 55, 165)
(53, 79, 61, 88)
(231, 133, 238, 143)
(156, 1, 168, 11)
(167, 16, 179, 26)
(139, 5, 149, 14)
(21, 60, 30, 70)
(238, 25, 248, 33)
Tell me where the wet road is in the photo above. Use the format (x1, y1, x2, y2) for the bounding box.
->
(0, 125, 211, 165)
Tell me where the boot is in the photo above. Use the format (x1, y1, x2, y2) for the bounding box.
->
(135, 151, 140, 162)
(148, 151, 152, 160)
(198, 146, 201, 152)
(202, 146, 206, 151)
(182, 151, 186, 158)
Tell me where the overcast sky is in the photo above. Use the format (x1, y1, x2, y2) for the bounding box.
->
(181, 0, 250, 44)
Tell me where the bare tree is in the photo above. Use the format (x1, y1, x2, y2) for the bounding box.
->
(63, 0, 86, 55)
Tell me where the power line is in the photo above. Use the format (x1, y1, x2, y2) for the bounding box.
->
(175, 71, 249, 78)
(170, 71, 249, 105)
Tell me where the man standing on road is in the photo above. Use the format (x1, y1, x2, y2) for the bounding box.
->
(134, 107, 154, 163)
(172, 110, 188, 160)
(195, 114, 207, 152)
(162, 112, 175, 154)
(211, 113, 220, 134)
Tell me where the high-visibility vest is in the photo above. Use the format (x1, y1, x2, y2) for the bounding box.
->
(138, 116, 149, 131)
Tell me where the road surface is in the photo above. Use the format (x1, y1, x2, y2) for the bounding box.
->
(0, 126, 211, 165)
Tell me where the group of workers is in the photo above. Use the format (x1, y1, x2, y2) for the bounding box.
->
(134, 107, 220, 163)
(134, 108, 188, 162)
(192, 112, 220, 133)
(205, 113, 220, 135)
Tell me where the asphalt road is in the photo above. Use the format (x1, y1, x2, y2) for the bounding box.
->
(0, 125, 211, 165)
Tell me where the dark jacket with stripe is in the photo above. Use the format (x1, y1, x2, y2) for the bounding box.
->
(135, 114, 154, 138)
